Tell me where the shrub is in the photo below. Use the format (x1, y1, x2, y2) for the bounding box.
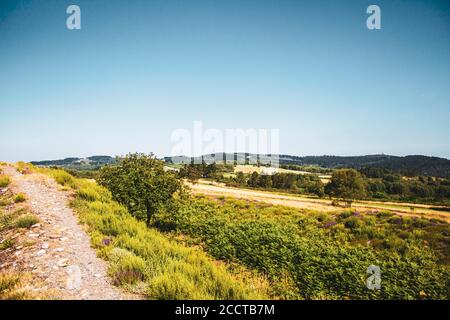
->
(148, 272, 203, 300)
(14, 215, 39, 228)
(50, 170, 77, 188)
(0, 175, 10, 188)
(0, 239, 14, 250)
(108, 248, 147, 285)
(13, 194, 26, 203)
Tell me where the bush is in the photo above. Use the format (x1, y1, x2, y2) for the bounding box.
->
(108, 248, 147, 285)
(0, 239, 14, 250)
(13, 194, 26, 203)
(50, 170, 77, 188)
(14, 215, 39, 228)
(0, 175, 10, 188)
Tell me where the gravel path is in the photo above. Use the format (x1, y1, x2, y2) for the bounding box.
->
(2, 166, 134, 300)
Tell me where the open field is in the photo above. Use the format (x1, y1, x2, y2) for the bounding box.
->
(189, 180, 450, 222)
(233, 164, 331, 183)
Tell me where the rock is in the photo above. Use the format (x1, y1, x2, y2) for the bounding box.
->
(36, 249, 46, 255)
(28, 233, 40, 238)
(60, 237, 68, 241)
(31, 223, 41, 228)
(15, 245, 23, 250)
(57, 258, 69, 267)
(41, 242, 49, 249)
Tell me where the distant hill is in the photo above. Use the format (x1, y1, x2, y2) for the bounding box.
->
(31, 156, 115, 169)
(165, 153, 450, 178)
(32, 153, 450, 177)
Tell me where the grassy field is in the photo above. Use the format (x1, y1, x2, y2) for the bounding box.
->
(189, 180, 450, 222)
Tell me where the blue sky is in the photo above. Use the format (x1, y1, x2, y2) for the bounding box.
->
(0, 0, 449, 161)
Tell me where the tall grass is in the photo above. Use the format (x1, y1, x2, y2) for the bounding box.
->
(0, 272, 30, 300)
(0, 175, 10, 188)
(40, 168, 269, 299)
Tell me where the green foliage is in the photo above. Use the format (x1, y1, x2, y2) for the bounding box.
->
(98, 153, 184, 225)
(51, 170, 77, 188)
(14, 215, 39, 228)
(360, 167, 450, 205)
(325, 169, 366, 205)
(155, 196, 450, 299)
(13, 194, 26, 203)
(108, 248, 147, 285)
(225, 171, 325, 197)
(0, 175, 10, 188)
(0, 239, 14, 250)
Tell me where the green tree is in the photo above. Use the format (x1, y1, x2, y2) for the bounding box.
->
(325, 169, 366, 207)
(98, 153, 183, 226)
(235, 171, 246, 184)
(248, 172, 260, 187)
(178, 164, 202, 183)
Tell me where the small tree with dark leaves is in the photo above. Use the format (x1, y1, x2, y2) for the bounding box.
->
(98, 153, 184, 226)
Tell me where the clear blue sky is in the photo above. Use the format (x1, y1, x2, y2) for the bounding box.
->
(1, 0, 449, 162)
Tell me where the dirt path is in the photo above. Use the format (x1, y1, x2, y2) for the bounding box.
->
(2, 166, 134, 300)
(190, 181, 450, 222)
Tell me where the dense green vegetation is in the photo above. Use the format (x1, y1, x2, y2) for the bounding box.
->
(155, 195, 450, 299)
(280, 164, 332, 174)
(325, 169, 366, 206)
(178, 162, 233, 182)
(359, 167, 450, 205)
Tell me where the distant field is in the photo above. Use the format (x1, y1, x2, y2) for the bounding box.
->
(189, 180, 450, 222)
(233, 165, 331, 183)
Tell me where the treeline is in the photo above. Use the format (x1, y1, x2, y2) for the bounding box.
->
(246, 172, 324, 196)
(178, 163, 450, 205)
(359, 167, 450, 204)
(278, 154, 450, 178)
(280, 164, 332, 174)
(178, 162, 233, 181)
